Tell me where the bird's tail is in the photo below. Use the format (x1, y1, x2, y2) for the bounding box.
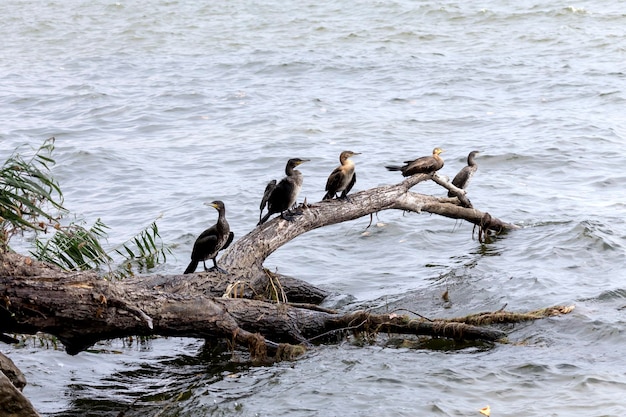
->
(385, 165, 402, 172)
(258, 211, 272, 225)
(183, 260, 199, 274)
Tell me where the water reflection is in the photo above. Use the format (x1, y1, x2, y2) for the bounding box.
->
(50, 339, 250, 417)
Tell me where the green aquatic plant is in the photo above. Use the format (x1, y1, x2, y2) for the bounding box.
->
(111, 218, 170, 279)
(0, 137, 64, 251)
(32, 215, 171, 279)
(1, 138, 170, 278)
(33, 217, 111, 271)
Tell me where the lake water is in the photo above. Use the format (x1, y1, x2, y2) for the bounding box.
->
(2, 0, 626, 416)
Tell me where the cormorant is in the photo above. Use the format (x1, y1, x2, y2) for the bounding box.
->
(448, 150, 480, 197)
(323, 150, 360, 200)
(183, 200, 234, 274)
(385, 147, 445, 176)
(258, 158, 309, 225)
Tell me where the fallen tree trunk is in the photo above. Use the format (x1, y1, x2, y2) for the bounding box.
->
(0, 252, 574, 359)
(1, 175, 522, 354)
(0, 254, 575, 417)
(0, 175, 535, 416)
(0, 253, 511, 356)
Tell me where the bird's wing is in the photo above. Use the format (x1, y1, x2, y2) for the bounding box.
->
(191, 228, 218, 259)
(448, 165, 477, 197)
(268, 177, 293, 209)
(325, 167, 342, 192)
(222, 232, 235, 250)
(451, 166, 470, 188)
(402, 157, 433, 174)
(259, 179, 277, 211)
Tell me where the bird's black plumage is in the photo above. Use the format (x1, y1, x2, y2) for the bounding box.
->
(258, 158, 309, 225)
(259, 179, 277, 224)
(323, 150, 360, 200)
(184, 200, 234, 274)
(447, 150, 479, 197)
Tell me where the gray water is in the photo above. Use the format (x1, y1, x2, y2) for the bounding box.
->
(2, 0, 626, 415)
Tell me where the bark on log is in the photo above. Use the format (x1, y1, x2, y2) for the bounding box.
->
(1, 252, 574, 358)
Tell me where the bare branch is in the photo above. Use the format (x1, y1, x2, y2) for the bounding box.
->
(220, 175, 517, 271)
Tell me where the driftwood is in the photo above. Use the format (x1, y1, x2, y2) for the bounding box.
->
(0, 251, 574, 355)
(2, 174, 566, 416)
(0, 174, 521, 351)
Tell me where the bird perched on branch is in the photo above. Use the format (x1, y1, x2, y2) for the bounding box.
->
(385, 147, 444, 176)
(183, 200, 234, 274)
(323, 150, 360, 201)
(258, 158, 309, 225)
(448, 150, 480, 197)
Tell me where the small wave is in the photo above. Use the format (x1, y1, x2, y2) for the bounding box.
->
(583, 288, 626, 302)
(523, 219, 623, 254)
(573, 220, 623, 251)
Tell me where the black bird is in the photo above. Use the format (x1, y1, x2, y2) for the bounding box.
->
(385, 147, 444, 176)
(259, 158, 309, 225)
(448, 150, 480, 197)
(323, 150, 360, 200)
(183, 200, 234, 274)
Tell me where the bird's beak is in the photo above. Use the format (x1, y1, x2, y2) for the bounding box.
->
(298, 159, 311, 165)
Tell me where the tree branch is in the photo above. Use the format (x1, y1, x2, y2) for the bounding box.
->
(220, 174, 518, 271)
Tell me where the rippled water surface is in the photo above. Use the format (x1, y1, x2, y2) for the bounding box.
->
(2, 0, 626, 416)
